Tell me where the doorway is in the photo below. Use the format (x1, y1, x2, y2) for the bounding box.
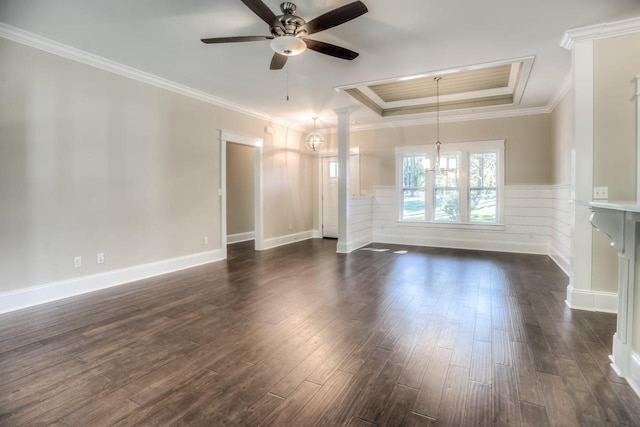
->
(322, 157, 339, 238)
(226, 143, 255, 244)
(219, 130, 264, 258)
(320, 153, 361, 239)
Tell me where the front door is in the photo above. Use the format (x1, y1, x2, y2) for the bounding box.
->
(322, 157, 339, 238)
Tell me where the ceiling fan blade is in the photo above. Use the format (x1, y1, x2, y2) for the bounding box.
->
(241, 0, 279, 27)
(201, 36, 273, 44)
(304, 39, 359, 60)
(300, 1, 368, 35)
(270, 53, 288, 70)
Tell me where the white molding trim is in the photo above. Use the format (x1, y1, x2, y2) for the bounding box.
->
(565, 284, 618, 313)
(331, 107, 551, 133)
(0, 249, 224, 315)
(373, 234, 548, 256)
(611, 334, 640, 399)
(336, 236, 373, 254)
(548, 72, 573, 112)
(0, 23, 290, 127)
(227, 231, 255, 244)
(262, 231, 317, 250)
(561, 16, 640, 50)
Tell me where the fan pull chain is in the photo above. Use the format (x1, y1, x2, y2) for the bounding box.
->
(286, 65, 290, 101)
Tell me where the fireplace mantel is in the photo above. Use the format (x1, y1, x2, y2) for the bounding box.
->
(590, 201, 640, 396)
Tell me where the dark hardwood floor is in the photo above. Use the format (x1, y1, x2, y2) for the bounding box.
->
(1, 239, 639, 426)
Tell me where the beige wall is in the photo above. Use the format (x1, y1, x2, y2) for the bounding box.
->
(321, 114, 553, 194)
(591, 32, 640, 294)
(226, 143, 254, 236)
(551, 87, 574, 185)
(0, 38, 314, 293)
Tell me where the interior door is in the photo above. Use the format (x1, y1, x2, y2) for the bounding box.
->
(322, 157, 339, 238)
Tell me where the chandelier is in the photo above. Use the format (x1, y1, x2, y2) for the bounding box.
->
(305, 117, 324, 152)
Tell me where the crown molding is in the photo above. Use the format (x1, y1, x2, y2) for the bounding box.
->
(548, 72, 573, 112)
(0, 22, 297, 129)
(561, 16, 640, 50)
(332, 106, 552, 133)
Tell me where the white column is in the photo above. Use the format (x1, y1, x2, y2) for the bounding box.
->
(334, 107, 353, 254)
(567, 39, 595, 307)
(636, 76, 640, 203)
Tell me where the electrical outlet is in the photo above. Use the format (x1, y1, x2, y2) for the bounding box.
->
(593, 186, 608, 200)
(74, 256, 82, 268)
(203, 236, 208, 245)
(97, 253, 104, 264)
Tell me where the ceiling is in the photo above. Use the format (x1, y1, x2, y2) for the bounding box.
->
(1, 0, 640, 130)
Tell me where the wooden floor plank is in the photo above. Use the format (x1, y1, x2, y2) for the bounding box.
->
(0, 240, 635, 425)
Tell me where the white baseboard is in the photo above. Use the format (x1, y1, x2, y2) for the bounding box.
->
(0, 249, 225, 315)
(372, 233, 548, 255)
(612, 333, 640, 399)
(311, 230, 322, 239)
(336, 236, 373, 254)
(262, 230, 317, 250)
(549, 246, 571, 276)
(565, 284, 618, 313)
(227, 231, 255, 244)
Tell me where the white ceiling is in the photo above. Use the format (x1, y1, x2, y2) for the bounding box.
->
(1, 0, 640, 129)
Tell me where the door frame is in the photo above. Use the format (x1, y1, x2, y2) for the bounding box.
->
(317, 150, 360, 239)
(220, 130, 264, 259)
(320, 156, 338, 238)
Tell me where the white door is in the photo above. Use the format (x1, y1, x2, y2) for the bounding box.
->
(322, 157, 339, 238)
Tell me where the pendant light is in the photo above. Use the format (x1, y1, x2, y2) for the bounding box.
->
(305, 117, 324, 152)
(424, 76, 455, 173)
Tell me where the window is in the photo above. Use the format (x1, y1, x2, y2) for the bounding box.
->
(396, 140, 504, 225)
(469, 152, 497, 223)
(328, 161, 339, 177)
(401, 156, 426, 220)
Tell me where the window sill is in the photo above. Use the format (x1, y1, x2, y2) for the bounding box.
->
(395, 221, 505, 231)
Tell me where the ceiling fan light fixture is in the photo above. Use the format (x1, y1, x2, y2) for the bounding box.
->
(270, 36, 306, 56)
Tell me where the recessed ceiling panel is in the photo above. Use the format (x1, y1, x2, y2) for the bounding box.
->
(336, 57, 534, 117)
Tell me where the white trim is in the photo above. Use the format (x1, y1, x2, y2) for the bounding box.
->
(611, 333, 640, 399)
(0, 250, 224, 315)
(311, 230, 322, 239)
(342, 235, 374, 253)
(561, 16, 640, 50)
(565, 284, 618, 313)
(636, 76, 640, 203)
(394, 139, 505, 154)
(262, 231, 317, 250)
(548, 72, 573, 112)
(227, 231, 255, 244)
(373, 234, 548, 255)
(0, 23, 296, 128)
(343, 107, 551, 133)
(220, 131, 263, 148)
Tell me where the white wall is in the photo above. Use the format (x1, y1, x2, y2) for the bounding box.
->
(0, 37, 315, 307)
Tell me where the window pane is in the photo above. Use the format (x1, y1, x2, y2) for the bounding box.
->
(435, 189, 459, 221)
(329, 161, 338, 177)
(435, 153, 459, 187)
(403, 189, 425, 220)
(469, 153, 497, 188)
(403, 156, 426, 188)
(470, 189, 497, 223)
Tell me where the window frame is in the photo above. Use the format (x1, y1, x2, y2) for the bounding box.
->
(396, 140, 505, 227)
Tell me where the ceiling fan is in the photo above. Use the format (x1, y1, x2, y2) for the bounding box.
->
(201, 0, 368, 70)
